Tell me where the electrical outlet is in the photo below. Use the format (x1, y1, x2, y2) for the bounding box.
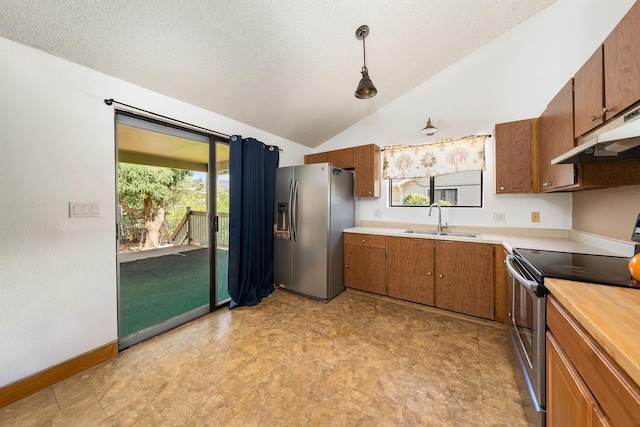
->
(492, 212, 505, 222)
(531, 211, 540, 223)
(374, 209, 382, 218)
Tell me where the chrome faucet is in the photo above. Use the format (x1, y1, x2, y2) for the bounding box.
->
(428, 203, 443, 231)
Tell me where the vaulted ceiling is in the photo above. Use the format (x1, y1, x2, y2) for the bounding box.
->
(0, 0, 556, 147)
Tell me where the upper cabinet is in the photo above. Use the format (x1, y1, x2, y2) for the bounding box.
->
(303, 152, 328, 165)
(603, 1, 640, 122)
(537, 79, 640, 192)
(494, 118, 539, 193)
(573, 46, 605, 138)
(573, 2, 640, 140)
(328, 147, 355, 169)
(305, 143, 381, 197)
(539, 80, 577, 191)
(354, 144, 381, 198)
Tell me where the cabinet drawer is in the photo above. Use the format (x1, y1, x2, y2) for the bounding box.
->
(344, 233, 386, 248)
(547, 295, 640, 426)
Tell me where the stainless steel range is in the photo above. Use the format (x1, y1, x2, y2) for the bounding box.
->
(505, 248, 636, 427)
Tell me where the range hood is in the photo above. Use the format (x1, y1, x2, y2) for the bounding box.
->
(552, 103, 640, 164)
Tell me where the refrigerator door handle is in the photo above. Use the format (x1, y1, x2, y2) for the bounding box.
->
(292, 179, 299, 241)
(287, 179, 294, 240)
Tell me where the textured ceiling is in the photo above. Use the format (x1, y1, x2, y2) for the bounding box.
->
(0, 0, 556, 147)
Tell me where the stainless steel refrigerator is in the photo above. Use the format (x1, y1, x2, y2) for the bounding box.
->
(273, 163, 354, 302)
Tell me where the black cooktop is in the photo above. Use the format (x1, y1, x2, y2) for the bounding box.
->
(513, 248, 638, 289)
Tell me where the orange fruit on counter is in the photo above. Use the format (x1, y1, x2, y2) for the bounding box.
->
(630, 254, 640, 281)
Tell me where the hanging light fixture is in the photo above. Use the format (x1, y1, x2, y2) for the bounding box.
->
(355, 25, 377, 99)
(421, 118, 438, 136)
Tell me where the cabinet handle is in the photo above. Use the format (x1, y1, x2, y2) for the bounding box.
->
(361, 239, 365, 243)
(345, 264, 349, 268)
(427, 272, 432, 276)
(499, 186, 505, 191)
(543, 182, 551, 188)
(438, 274, 443, 279)
(591, 108, 611, 122)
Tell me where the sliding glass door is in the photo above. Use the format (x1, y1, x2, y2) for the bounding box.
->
(115, 112, 228, 349)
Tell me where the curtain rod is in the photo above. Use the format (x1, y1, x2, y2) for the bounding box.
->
(105, 99, 284, 151)
(104, 98, 231, 140)
(379, 134, 492, 151)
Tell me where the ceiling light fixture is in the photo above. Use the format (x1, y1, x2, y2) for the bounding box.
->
(355, 25, 377, 99)
(421, 118, 438, 136)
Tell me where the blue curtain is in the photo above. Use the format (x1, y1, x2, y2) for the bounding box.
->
(227, 135, 280, 308)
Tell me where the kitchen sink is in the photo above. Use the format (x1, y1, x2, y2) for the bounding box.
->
(403, 230, 482, 239)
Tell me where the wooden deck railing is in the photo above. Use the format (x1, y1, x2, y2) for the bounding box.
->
(216, 212, 229, 249)
(170, 208, 229, 249)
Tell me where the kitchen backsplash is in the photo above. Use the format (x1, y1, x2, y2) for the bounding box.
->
(572, 184, 640, 242)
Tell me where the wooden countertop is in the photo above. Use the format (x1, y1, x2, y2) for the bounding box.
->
(545, 278, 640, 388)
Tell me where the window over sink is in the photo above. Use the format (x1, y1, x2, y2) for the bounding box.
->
(389, 170, 483, 207)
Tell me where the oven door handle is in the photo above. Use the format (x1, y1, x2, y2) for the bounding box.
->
(506, 255, 542, 293)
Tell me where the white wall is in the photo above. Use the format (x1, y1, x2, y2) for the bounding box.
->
(0, 37, 310, 387)
(318, 0, 636, 231)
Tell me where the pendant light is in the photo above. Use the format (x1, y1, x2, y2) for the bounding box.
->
(355, 25, 377, 99)
(421, 118, 438, 136)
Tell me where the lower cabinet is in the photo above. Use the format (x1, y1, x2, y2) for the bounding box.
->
(434, 241, 495, 320)
(344, 233, 386, 295)
(546, 332, 607, 426)
(387, 237, 434, 306)
(547, 295, 640, 426)
(344, 233, 497, 320)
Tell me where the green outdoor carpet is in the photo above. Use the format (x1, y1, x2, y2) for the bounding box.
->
(119, 248, 229, 337)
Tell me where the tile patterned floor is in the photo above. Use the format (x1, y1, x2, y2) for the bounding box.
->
(0, 289, 529, 426)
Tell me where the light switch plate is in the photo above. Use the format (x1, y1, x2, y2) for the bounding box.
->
(69, 202, 100, 218)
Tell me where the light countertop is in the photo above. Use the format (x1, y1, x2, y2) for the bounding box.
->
(545, 278, 640, 388)
(344, 226, 626, 256)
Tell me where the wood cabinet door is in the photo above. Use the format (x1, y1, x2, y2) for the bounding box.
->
(591, 406, 612, 427)
(344, 244, 386, 295)
(546, 332, 598, 427)
(574, 45, 604, 138)
(494, 118, 538, 193)
(304, 152, 328, 165)
(354, 144, 381, 197)
(328, 148, 355, 168)
(386, 237, 434, 305)
(604, 1, 640, 121)
(434, 242, 494, 319)
(538, 79, 577, 191)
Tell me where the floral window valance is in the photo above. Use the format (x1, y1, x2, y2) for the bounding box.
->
(382, 135, 486, 179)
